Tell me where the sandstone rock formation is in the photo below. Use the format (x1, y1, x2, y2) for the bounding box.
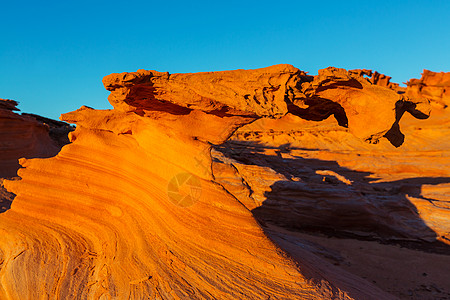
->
(216, 68, 449, 241)
(349, 69, 405, 92)
(406, 69, 450, 109)
(0, 99, 72, 178)
(0, 66, 447, 299)
(214, 69, 450, 298)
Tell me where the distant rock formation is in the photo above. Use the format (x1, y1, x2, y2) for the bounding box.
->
(349, 69, 405, 92)
(0, 99, 73, 178)
(0, 65, 446, 299)
(406, 69, 450, 109)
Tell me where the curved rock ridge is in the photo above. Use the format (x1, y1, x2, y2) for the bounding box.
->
(0, 99, 72, 178)
(0, 66, 406, 299)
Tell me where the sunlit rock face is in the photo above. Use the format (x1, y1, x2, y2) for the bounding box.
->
(0, 65, 439, 299)
(406, 69, 450, 109)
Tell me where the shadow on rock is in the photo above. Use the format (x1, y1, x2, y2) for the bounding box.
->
(214, 140, 450, 255)
(384, 101, 431, 147)
(0, 178, 17, 214)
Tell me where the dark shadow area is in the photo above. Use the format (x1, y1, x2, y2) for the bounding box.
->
(0, 110, 74, 214)
(315, 78, 363, 92)
(129, 85, 193, 115)
(129, 85, 258, 118)
(287, 98, 349, 127)
(0, 114, 74, 179)
(0, 179, 16, 214)
(384, 122, 404, 147)
(384, 100, 430, 147)
(214, 140, 450, 255)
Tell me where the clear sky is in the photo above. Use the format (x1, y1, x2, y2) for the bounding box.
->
(1, 0, 450, 120)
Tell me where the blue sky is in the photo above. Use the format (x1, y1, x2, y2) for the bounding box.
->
(1, 0, 450, 119)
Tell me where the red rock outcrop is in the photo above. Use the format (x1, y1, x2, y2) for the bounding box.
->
(349, 69, 405, 92)
(291, 67, 430, 146)
(103, 64, 300, 118)
(406, 69, 450, 109)
(1, 65, 444, 299)
(218, 68, 450, 241)
(0, 99, 72, 178)
(213, 69, 450, 298)
(0, 65, 414, 299)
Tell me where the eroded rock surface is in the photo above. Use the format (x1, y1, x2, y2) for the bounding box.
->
(213, 69, 450, 299)
(0, 99, 73, 178)
(0, 66, 445, 299)
(406, 70, 450, 109)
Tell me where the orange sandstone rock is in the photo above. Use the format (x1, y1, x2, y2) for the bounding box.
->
(220, 70, 450, 246)
(406, 69, 450, 109)
(349, 69, 405, 92)
(212, 70, 450, 297)
(0, 65, 432, 299)
(291, 67, 430, 146)
(102, 64, 300, 118)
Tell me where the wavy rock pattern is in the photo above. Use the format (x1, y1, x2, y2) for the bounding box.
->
(0, 65, 434, 299)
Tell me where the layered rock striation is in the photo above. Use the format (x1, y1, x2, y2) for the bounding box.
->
(0, 65, 443, 299)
